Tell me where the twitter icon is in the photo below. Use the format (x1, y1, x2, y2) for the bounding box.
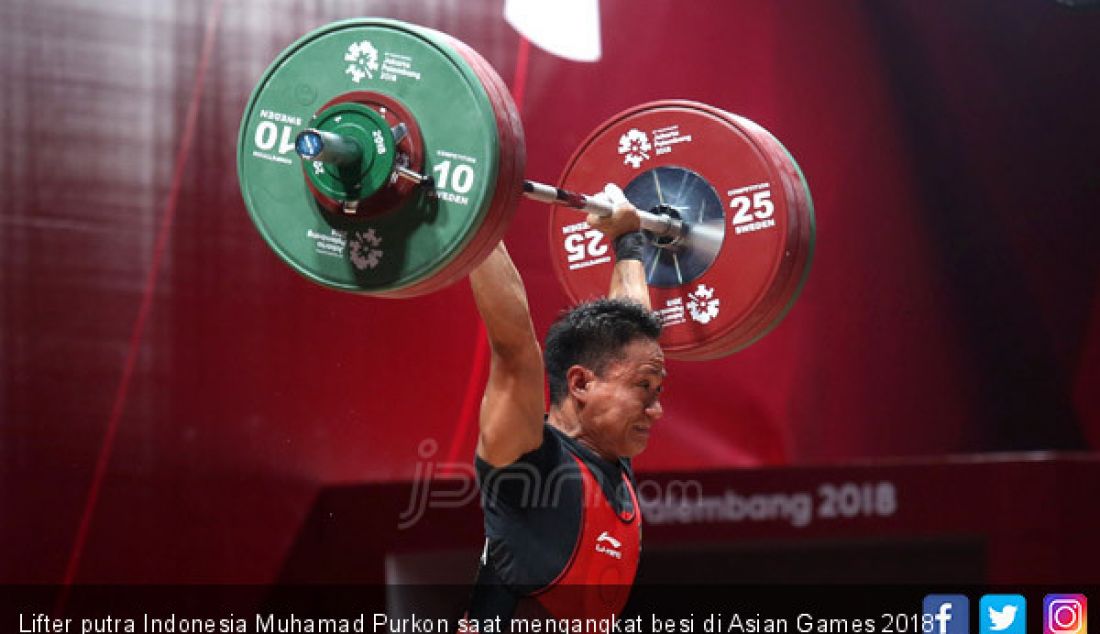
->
(981, 595, 1026, 634)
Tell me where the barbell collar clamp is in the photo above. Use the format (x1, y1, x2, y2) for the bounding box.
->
(395, 165, 432, 186)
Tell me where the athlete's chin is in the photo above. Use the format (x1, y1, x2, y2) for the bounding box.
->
(623, 425, 653, 457)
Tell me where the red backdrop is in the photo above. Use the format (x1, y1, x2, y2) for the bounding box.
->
(1, 0, 1097, 583)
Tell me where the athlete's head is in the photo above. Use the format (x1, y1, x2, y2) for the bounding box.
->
(544, 298, 666, 459)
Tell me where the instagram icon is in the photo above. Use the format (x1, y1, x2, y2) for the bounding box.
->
(1045, 594, 1088, 634)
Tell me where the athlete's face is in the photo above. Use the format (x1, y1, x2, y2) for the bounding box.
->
(572, 338, 666, 460)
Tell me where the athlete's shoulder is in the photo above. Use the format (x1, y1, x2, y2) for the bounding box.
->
(477, 420, 570, 479)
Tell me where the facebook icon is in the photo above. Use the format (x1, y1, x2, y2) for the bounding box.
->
(924, 595, 971, 634)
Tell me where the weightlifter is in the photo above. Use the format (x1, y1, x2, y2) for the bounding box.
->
(465, 185, 666, 621)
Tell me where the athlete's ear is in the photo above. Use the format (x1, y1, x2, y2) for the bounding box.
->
(566, 365, 595, 403)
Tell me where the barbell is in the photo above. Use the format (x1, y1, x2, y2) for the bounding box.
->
(237, 18, 815, 360)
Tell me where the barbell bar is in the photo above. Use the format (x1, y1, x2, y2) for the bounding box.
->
(292, 124, 685, 240)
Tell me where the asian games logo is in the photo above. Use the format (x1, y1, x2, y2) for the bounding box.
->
(618, 128, 652, 169)
(344, 40, 380, 83)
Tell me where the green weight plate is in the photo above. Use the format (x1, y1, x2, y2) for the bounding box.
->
(238, 18, 502, 295)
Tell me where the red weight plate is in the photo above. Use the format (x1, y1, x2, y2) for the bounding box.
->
(702, 112, 814, 357)
(652, 105, 813, 360)
(371, 31, 525, 298)
(548, 101, 814, 360)
(673, 110, 814, 359)
(387, 32, 523, 297)
(394, 36, 513, 296)
(662, 106, 814, 360)
(406, 32, 524, 295)
(453, 32, 525, 267)
(424, 34, 516, 289)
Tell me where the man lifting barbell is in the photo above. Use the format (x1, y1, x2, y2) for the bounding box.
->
(236, 15, 814, 626)
(465, 185, 662, 622)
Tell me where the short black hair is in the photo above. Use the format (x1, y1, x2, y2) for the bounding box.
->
(544, 298, 663, 407)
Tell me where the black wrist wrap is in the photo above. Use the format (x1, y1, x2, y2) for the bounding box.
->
(613, 231, 647, 262)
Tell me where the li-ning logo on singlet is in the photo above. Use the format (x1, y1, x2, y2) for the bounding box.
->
(595, 531, 622, 559)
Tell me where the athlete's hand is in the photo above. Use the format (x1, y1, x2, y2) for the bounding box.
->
(586, 183, 641, 242)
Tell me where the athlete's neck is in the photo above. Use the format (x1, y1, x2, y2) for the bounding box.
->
(548, 405, 618, 464)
